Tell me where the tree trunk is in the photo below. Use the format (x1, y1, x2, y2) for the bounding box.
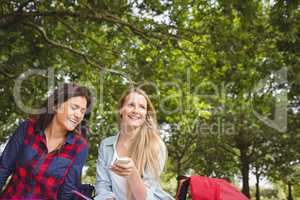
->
(287, 182, 293, 200)
(240, 147, 251, 198)
(176, 159, 181, 176)
(255, 173, 260, 200)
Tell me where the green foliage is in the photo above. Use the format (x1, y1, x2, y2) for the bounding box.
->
(0, 0, 299, 198)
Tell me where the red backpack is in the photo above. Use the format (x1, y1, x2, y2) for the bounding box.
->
(176, 176, 250, 200)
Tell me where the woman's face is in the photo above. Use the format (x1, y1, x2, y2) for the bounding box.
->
(53, 96, 87, 132)
(120, 92, 147, 128)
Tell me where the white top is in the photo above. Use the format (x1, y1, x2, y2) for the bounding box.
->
(108, 136, 127, 200)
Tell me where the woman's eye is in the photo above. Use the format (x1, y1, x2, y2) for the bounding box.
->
(128, 103, 134, 107)
(81, 109, 86, 114)
(140, 105, 146, 110)
(70, 105, 77, 110)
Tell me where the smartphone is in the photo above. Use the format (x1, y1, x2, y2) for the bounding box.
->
(114, 157, 130, 165)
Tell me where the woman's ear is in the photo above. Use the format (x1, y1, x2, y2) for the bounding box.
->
(51, 106, 57, 114)
(52, 104, 60, 113)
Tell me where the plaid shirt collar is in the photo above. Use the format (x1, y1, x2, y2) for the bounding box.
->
(35, 129, 76, 144)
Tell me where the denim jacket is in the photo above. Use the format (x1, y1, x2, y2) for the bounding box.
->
(94, 135, 174, 200)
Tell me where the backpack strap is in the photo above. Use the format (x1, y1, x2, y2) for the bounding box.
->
(61, 140, 86, 183)
(176, 175, 190, 200)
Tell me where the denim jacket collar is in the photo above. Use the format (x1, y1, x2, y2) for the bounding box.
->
(103, 135, 117, 146)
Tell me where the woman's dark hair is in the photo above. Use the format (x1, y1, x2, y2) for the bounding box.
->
(35, 83, 92, 137)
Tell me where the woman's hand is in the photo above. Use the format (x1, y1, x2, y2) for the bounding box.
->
(110, 157, 148, 199)
(109, 157, 136, 177)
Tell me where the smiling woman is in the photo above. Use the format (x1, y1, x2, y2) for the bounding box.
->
(0, 83, 92, 200)
(94, 87, 174, 200)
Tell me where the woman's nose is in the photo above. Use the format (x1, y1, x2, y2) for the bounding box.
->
(74, 110, 82, 118)
(131, 106, 139, 113)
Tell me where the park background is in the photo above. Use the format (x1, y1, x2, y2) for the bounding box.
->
(0, 0, 299, 199)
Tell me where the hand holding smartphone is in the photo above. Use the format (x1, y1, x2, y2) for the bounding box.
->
(110, 157, 135, 177)
(114, 157, 130, 165)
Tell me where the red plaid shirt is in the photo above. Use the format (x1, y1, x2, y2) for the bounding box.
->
(0, 119, 89, 200)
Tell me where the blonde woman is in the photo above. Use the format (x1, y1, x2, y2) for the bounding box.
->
(94, 87, 174, 200)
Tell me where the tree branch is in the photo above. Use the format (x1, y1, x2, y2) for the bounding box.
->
(1, 9, 205, 44)
(23, 22, 133, 83)
(219, 142, 240, 157)
(0, 68, 15, 79)
(57, 18, 120, 57)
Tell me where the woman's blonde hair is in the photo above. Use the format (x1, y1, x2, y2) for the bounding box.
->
(117, 87, 166, 182)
